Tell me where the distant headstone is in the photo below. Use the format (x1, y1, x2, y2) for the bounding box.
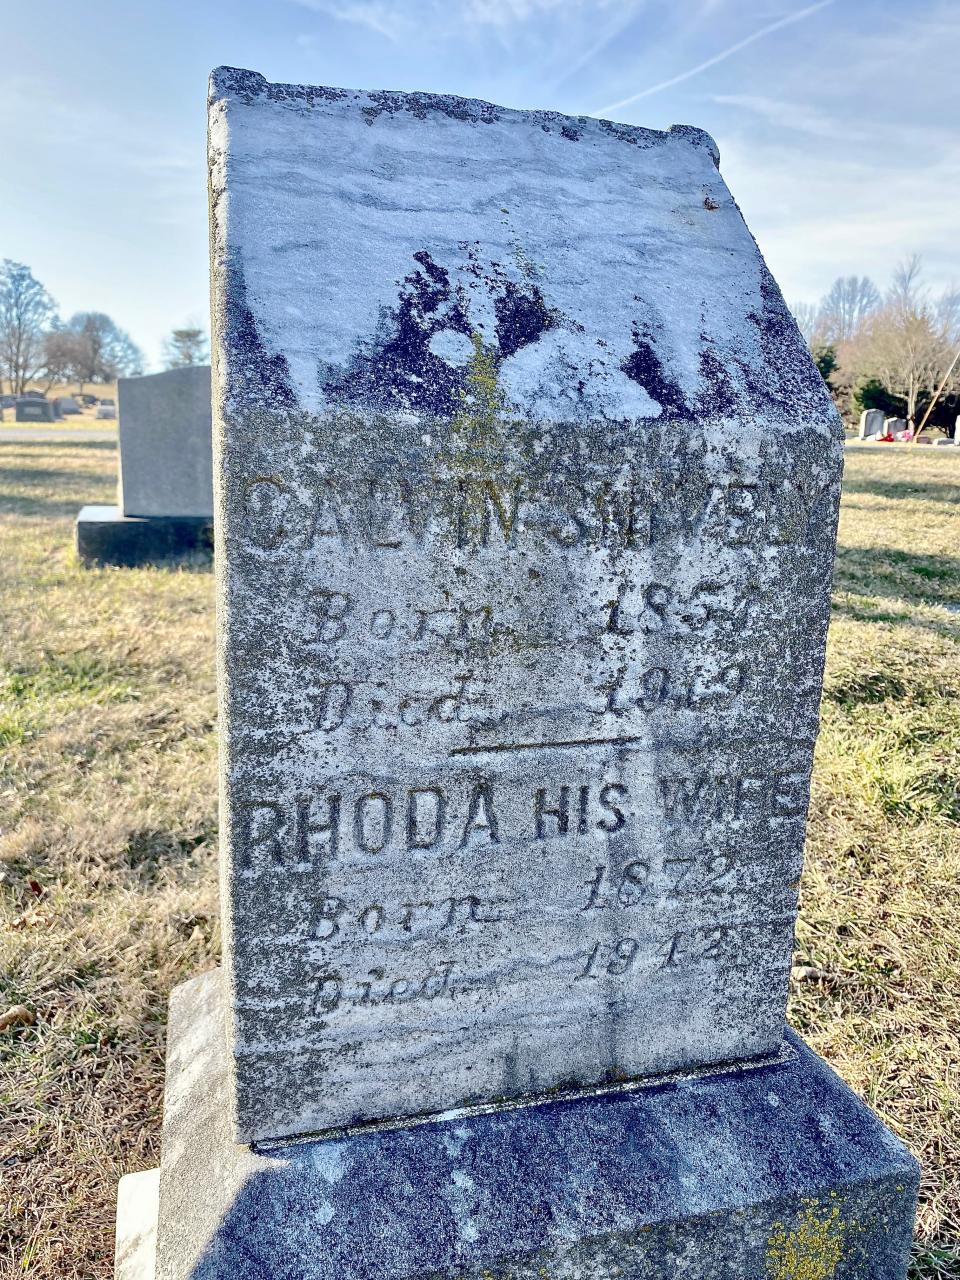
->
(935, 436, 955, 447)
(95, 402, 117, 420)
(859, 407, 884, 439)
(75, 368, 213, 566)
(885, 417, 907, 437)
(56, 395, 82, 415)
(118, 367, 213, 517)
(124, 69, 918, 1280)
(15, 397, 55, 423)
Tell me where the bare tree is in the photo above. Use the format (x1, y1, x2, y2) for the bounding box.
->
(0, 260, 57, 395)
(40, 325, 80, 392)
(790, 300, 822, 347)
(817, 275, 881, 344)
(163, 326, 209, 369)
(65, 312, 144, 391)
(853, 258, 959, 428)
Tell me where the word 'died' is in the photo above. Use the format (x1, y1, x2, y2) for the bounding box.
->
(241, 462, 834, 555)
(313, 673, 483, 734)
(313, 960, 455, 1015)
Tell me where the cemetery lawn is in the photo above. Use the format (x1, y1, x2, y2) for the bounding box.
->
(0, 439, 958, 1280)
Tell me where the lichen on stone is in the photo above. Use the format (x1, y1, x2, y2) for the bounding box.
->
(765, 1198, 846, 1280)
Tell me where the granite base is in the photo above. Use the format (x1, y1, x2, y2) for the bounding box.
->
(76, 505, 213, 567)
(126, 971, 920, 1279)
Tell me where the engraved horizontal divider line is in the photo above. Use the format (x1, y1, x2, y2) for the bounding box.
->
(448, 733, 816, 756)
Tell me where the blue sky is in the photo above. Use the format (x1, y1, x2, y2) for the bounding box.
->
(3, 0, 957, 369)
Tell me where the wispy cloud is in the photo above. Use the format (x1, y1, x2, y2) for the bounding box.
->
(293, 0, 411, 41)
(292, 0, 611, 41)
(710, 93, 850, 140)
(718, 129, 960, 302)
(548, 0, 648, 88)
(595, 0, 835, 114)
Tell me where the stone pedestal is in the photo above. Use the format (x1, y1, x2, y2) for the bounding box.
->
(75, 505, 213, 567)
(118, 971, 917, 1280)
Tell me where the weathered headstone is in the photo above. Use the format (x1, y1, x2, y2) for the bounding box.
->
(859, 407, 884, 439)
(15, 397, 56, 422)
(118, 367, 214, 518)
(121, 69, 918, 1280)
(75, 367, 213, 566)
(885, 416, 907, 437)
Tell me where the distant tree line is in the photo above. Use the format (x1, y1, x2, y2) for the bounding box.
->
(792, 257, 960, 434)
(0, 259, 209, 396)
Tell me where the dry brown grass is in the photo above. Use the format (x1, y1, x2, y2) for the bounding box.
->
(0, 439, 958, 1277)
(0, 442, 216, 1277)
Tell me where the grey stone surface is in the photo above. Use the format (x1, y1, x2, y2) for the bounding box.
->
(154, 970, 918, 1280)
(75, 504, 213, 568)
(118, 366, 212, 517)
(209, 67, 844, 1143)
(16, 397, 56, 422)
(858, 408, 884, 439)
(884, 417, 907, 437)
(115, 1168, 159, 1280)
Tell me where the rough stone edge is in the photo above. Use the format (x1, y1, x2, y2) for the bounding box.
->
(206, 65, 720, 168)
(115, 1168, 159, 1280)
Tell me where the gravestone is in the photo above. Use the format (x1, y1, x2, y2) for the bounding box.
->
(859, 407, 884, 439)
(75, 367, 213, 566)
(118, 69, 918, 1280)
(885, 417, 907, 437)
(15, 397, 56, 422)
(118, 367, 214, 518)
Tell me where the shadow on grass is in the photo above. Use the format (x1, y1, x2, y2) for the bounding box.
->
(0, 492, 111, 519)
(834, 545, 960, 603)
(841, 477, 960, 505)
(0, 459, 115, 516)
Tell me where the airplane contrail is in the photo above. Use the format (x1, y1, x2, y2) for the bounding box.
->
(595, 0, 836, 114)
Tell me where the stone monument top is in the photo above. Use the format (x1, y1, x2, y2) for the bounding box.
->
(209, 66, 843, 1145)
